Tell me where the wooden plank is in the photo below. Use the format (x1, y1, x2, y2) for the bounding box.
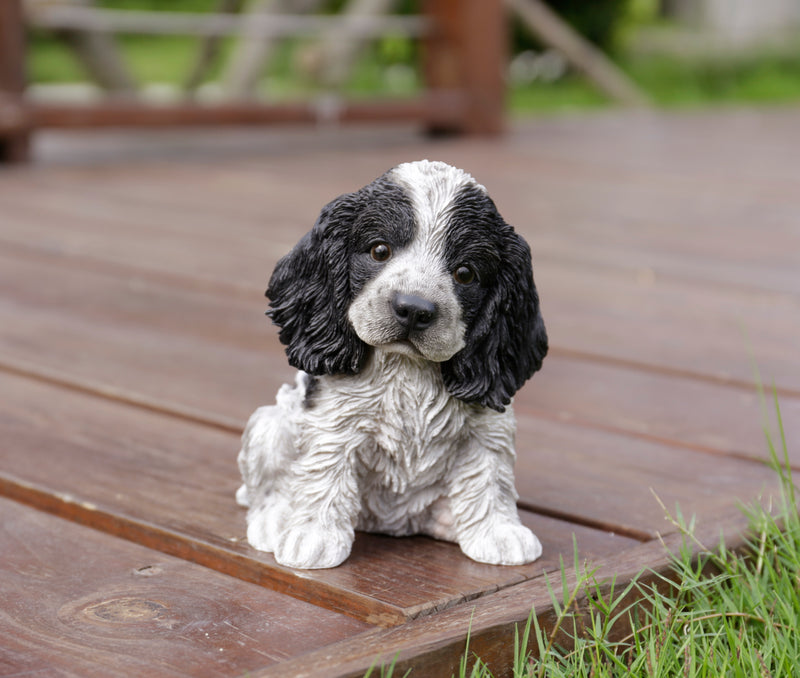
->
(0, 0, 30, 162)
(538, 261, 800, 394)
(28, 6, 430, 39)
(482, 159, 800, 297)
(5, 129, 799, 296)
(515, 356, 796, 465)
(0, 243, 797, 468)
(513, 415, 779, 539)
(0, 497, 373, 676)
(0, 371, 639, 624)
(1, 203, 798, 399)
(0, 229, 797, 467)
(29, 94, 465, 130)
(503, 109, 800, 186)
(1, 146, 798, 391)
(251, 512, 759, 678)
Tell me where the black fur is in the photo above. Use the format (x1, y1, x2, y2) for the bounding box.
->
(267, 170, 547, 413)
(266, 174, 415, 375)
(440, 186, 548, 412)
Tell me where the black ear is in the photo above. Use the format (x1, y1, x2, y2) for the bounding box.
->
(266, 195, 366, 375)
(442, 233, 547, 412)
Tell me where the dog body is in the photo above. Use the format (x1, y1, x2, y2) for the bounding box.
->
(238, 161, 547, 569)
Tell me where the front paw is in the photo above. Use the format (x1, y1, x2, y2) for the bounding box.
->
(275, 521, 353, 569)
(460, 522, 542, 566)
(245, 494, 289, 553)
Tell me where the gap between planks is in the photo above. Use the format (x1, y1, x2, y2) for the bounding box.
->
(2, 236, 797, 403)
(0, 353, 790, 480)
(0, 471, 640, 627)
(0, 352, 780, 549)
(0, 473, 407, 627)
(249, 510, 763, 678)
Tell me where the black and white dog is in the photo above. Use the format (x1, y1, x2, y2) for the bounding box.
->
(237, 160, 547, 569)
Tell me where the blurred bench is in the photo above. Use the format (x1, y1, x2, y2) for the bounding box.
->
(0, 0, 507, 163)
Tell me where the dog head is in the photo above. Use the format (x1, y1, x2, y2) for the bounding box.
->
(267, 160, 548, 411)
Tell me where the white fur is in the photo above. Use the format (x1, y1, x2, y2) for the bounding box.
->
(347, 161, 478, 363)
(238, 160, 542, 569)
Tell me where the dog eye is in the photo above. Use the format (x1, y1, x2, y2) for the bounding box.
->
(370, 243, 392, 262)
(453, 265, 476, 285)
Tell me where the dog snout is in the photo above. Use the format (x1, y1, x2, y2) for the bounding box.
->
(392, 293, 437, 332)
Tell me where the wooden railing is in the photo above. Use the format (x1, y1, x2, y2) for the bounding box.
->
(0, 0, 507, 163)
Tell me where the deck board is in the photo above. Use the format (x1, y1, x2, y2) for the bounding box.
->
(0, 498, 373, 676)
(0, 370, 640, 624)
(0, 107, 798, 674)
(0, 245, 797, 465)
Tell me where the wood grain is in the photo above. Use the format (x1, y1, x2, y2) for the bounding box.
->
(1, 143, 798, 394)
(0, 497, 372, 676)
(251, 510, 759, 678)
(0, 370, 639, 624)
(0, 107, 798, 675)
(513, 415, 779, 539)
(0, 244, 796, 467)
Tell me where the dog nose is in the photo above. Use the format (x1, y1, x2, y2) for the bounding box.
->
(392, 294, 437, 331)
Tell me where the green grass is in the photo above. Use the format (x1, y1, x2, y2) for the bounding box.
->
(514, 496, 800, 677)
(510, 77, 609, 115)
(28, 33, 229, 86)
(362, 393, 798, 677)
(508, 50, 800, 115)
(626, 51, 800, 107)
(448, 393, 798, 678)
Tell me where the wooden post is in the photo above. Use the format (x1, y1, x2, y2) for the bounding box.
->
(422, 0, 507, 136)
(0, 0, 30, 162)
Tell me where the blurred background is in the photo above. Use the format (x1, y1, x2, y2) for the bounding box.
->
(21, 0, 800, 116)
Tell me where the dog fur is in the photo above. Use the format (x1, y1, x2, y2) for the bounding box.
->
(237, 160, 547, 569)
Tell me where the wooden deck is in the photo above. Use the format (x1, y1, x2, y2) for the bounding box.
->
(2, 106, 799, 676)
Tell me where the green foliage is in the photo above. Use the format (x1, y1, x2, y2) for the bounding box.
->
(527, 501, 800, 677)
(512, 0, 632, 54)
(27, 36, 85, 84)
(510, 50, 800, 114)
(510, 77, 608, 115)
(627, 50, 800, 107)
(96, 0, 219, 10)
(545, 0, 631, 51)
(25, 0, 800, 111)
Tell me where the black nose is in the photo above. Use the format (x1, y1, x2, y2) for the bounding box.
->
(392, 294, 437, 331)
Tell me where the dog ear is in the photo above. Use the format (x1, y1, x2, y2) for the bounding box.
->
(442, 233, 547, 412)
(266, 195, 366, 376)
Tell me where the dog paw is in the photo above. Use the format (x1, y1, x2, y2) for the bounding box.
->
(245, 494, 289, 553)
(275, 521, 353, 569)
(460, 522, 542, 566)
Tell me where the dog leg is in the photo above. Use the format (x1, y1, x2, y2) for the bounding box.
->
(238, 373, 309, 553)
(273, 440, 364, 569)
(448, 439, 542, 566)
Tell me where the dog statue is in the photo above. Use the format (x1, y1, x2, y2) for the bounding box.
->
(237, 160, 548, 569)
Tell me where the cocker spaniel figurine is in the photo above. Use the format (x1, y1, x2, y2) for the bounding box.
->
(237, 160, 548, 569)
